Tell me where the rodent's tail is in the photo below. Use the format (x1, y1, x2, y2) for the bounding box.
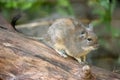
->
(11, 14, 21, 32)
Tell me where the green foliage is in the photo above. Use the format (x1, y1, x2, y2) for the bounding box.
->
(57, 0, 74, 15)
(88, 0, 111, 25)
(0, 0, 74, 20)
(1, 0, 34, 10)
(88, 0, 118, 37)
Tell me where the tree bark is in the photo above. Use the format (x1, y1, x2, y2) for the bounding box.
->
(0, 15, 120, 80)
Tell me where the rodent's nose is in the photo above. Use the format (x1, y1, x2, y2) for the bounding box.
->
(87, 38, 92, 42)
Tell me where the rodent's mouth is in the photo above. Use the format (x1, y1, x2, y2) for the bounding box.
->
(81, 44, 98, 51)
(81, 46, 94, 51)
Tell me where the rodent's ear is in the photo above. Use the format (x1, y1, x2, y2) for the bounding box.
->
(86, 23, 93, 31)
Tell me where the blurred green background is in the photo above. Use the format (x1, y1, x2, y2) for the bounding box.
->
(0, 0, 120, 73)
(0, 0, 74, 22)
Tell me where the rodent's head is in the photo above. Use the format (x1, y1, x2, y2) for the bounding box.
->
(64, 19, 98, 56)
(79, 24, 98, 50)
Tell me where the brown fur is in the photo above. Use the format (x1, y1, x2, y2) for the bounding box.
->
(44, 18, 98, 63)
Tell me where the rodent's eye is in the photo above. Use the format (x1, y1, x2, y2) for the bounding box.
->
(81, 31, 85, 34)
(87, 38, 92, 42)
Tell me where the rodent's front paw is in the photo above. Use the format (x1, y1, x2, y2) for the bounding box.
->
(75, 56, 88, 65)
(55, 49, 68, 58)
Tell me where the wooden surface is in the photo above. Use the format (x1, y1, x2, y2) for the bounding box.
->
(0, 15, 120, 80)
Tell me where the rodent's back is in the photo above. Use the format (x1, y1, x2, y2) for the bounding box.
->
(47, 18, 76, 45)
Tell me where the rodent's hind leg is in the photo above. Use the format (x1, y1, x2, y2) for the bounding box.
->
(55, 49, 68, 58)
(54, 43, 68, 57)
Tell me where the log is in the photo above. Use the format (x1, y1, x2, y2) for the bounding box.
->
(0, 15, 120, 80)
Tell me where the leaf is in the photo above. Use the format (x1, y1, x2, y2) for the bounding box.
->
(58, 0, 69, 7)
(21, 2, 33, 10)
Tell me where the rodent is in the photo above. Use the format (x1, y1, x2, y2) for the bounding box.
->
(10, 15, 98, 63)
(44, 18, 98, 63)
